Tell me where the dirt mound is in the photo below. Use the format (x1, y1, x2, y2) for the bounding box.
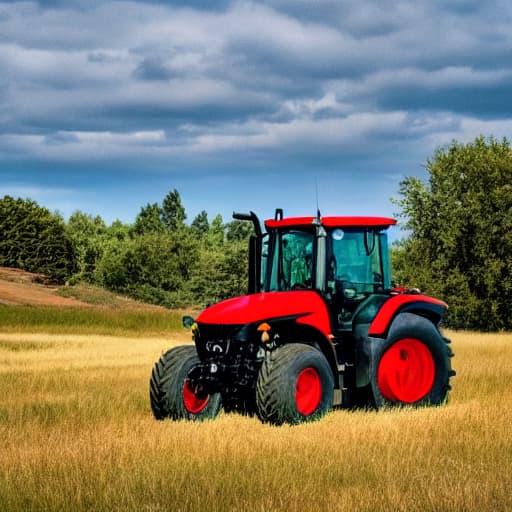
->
(0, 267, 89, 307)
(0, 267, 55, 285)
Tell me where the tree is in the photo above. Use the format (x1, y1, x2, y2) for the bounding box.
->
(207, 214, 225, 248)
(188, 237, 248, 305)
(222, 239, 249, 298)
(191, 210, 209, 239)
(0, 196, 76, 283)
(132, 203, 165, 235)
(393, 136, 512, 330)
(162, 189, 186, 231)
(188, 247, 226, 304)
(95, 228, 199, 307)
(67, 210, 106, 282)
(104, 219, 131, 242)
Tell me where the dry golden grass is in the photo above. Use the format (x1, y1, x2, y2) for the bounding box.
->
(1, 330, 511, 511)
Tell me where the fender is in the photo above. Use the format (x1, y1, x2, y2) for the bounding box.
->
(368, 293, 448, 338)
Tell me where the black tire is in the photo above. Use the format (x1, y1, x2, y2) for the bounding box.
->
(256, 344, 334, 425)
(150, 345, 222, 421)
(367, 313, 455, 408)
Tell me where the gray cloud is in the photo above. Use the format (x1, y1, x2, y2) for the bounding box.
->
(133, 57, 174, 81)
(1, 0, 511, 216)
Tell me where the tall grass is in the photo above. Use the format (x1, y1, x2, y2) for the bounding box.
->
(0, 304, 187, 335)
(1, 328, 511, 511)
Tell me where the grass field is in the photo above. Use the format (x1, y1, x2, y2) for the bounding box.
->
(0, 304, 189, 336)
(0, 311, 511, 511)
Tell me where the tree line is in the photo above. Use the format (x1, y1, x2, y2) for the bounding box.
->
(0, 189, 252, 308)
(0, 136, 510, 330)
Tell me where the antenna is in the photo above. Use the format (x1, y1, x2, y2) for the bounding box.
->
(315, 177, 321, 218)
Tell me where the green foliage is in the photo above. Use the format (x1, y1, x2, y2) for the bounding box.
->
(0, 196, 77, 283)
(66, 211, 106, 283)
(0, 189, 253, 308)
(188, 248, 226, 303)
(222, 239, 250, 297)
(226, 219, 254, 242)
(132, 203, 165, 235)
(162, 189, 186, 231)
(94, 230, 198, 307)
(104, 219, 131, 242)
(393, 136, 512, 331)
(191, 210, 209, 239)
(90, 190, 224, 307)
(188, 216, 251, 304)
(206, 214, 225, 248)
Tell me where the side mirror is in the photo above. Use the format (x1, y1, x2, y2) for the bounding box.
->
(182, 316, 195, 329)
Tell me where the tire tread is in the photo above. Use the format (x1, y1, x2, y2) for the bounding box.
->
(149, 345, 221, 421)
(257, 344, 333, 425)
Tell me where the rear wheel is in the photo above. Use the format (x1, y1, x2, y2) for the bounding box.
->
(150, 345, 222, 421)
(256, 344, 334, 425)
(377, 337, 435, 402)
(369, 313, 455, 408)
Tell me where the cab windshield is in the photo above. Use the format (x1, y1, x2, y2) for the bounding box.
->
(266, 229, 315, 291)
(261, 225, 390, 294)
(328, 228, 386, 295)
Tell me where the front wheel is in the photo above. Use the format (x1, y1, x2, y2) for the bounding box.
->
(150, 345, 222, 421)
(256, 344, 334, 425)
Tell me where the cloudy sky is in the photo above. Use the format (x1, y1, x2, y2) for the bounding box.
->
(1, 0, 512, 230)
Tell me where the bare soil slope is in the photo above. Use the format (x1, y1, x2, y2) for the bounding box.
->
(0, 267, 89, 307)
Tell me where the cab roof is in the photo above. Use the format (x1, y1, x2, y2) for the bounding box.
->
(264, 216, 397, 230)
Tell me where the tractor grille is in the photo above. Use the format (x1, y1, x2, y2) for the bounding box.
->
(195, 323, 243, 360)
(195, 321, 262, 371)
(193, 322, 264, 412)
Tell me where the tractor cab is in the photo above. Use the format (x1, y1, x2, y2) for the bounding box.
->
(252, 210, 396, 331)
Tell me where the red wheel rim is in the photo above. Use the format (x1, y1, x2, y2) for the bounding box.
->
(295, 367, 322, 415)
(377, 338, 435, 403)
(182, 380, 209, 414)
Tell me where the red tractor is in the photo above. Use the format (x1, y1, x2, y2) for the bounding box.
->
(150, 210, 455, 425)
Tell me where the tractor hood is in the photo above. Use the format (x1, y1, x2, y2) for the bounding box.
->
(196, 291, 332, 338)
